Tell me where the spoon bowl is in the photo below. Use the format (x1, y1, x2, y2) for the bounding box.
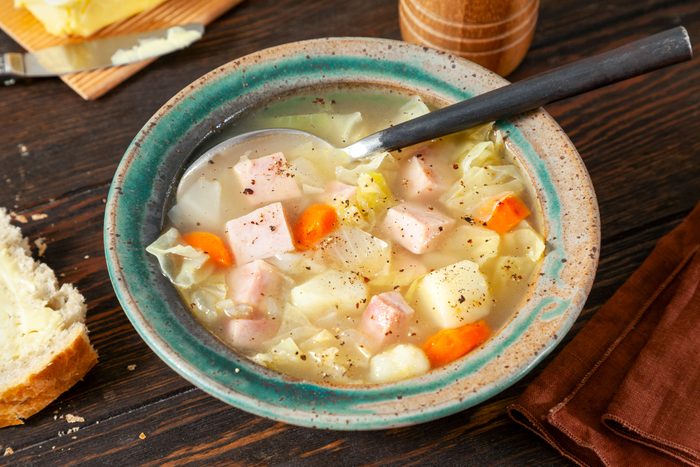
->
(182, 128, 338, 184)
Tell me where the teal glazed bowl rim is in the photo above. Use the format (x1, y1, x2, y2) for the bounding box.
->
(104, 37, 600, 430)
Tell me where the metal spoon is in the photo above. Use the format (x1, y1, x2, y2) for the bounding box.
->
(214, 27, 692, 162)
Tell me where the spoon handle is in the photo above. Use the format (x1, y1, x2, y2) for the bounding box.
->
(345, 26, 693, 159)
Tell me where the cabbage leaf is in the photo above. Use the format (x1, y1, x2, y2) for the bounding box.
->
(334, 170, 396, 228)
(500, 221, 545, 262)
(184, 273, 228, 324)
(252, 335, 355, 384)
(319, 226, 392, 277)
(335, 152, 397, 185)
(146, 228, 214, 288)
(441, 164, 524, 216)
(383, 95, 431, 127)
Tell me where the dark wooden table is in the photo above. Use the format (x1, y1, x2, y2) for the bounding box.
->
(1, 0, 698, 464)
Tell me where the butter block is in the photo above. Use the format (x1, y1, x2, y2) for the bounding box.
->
(15, 0, 168, 37)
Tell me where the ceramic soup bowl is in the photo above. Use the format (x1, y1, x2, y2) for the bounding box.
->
(104, 37, 599, 430)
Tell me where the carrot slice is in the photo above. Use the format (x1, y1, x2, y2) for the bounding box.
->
(293, 203, 338, 250)
(482, 195, 530, 233)
(182, 231, 234, 267)
(422, 321, 491, 367)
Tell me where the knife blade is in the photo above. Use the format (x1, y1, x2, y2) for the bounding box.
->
(1, 23, 204, 78)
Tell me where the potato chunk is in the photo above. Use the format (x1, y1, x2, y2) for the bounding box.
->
(290, 270, 368, 320)
(369, 344, 430, 383)
(484, 255, 537, 311)
(414, 260, 491, 328)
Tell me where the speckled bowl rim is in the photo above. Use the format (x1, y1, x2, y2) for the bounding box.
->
(104, 37, 600, 430)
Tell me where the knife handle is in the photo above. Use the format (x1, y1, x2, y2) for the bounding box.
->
(1, 53, 25, 80)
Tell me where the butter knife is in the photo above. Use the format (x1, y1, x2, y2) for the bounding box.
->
(1, 23, 204, 78)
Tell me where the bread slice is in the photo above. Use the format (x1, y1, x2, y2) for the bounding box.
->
(0, 208, 97, 428)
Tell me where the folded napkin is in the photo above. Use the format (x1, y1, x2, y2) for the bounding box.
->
(508, 203, 700, 467)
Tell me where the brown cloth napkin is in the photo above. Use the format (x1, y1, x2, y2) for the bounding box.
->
(508, 203, 700, 467)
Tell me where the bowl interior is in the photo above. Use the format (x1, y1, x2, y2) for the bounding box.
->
(105, 37, 599, 430)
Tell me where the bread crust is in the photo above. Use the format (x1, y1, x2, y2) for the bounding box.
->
(0, 329, 97, 428)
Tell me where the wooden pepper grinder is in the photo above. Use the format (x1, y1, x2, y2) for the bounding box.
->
(399, 0, 539, 76)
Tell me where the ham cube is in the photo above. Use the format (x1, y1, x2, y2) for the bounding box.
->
(360, 291, 415, 349)
(227, 260, 284, 311)
(225, 318, 280, 351)
(233, 152, 302, 205)
(226, 202, 295, 264)
(382, 203, 454, 254)
(401, 155, 440, 199)
(325, 180, 357, 202)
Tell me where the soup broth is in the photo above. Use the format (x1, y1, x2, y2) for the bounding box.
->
(147, 88, 545, 385)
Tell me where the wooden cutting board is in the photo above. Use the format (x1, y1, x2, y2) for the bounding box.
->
(0, 0, 244, 100)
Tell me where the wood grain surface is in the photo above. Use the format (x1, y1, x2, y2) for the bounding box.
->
(0, 0, 698, 464)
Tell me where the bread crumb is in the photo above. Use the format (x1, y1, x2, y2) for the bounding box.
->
(17, 144, 29, 156)
(127, 364, 136, 371)
(9, 211, 27, 223)
(84, 255, 90, 259)
(139, 432, 146, 440)
(65, 414, 84, 423)
(31, 213, 48, 221)
(67, 427, 79, 434)
(3, 447, 13, 456)
(34, 238, 47, 256)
